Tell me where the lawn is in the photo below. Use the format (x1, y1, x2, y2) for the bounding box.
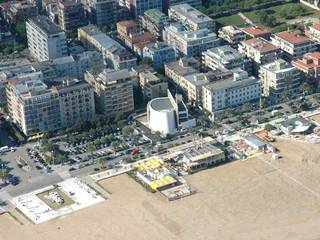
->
(215, 14, 246, 27)
(243, 2, 320, 32)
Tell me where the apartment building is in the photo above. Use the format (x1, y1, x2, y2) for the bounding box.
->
(168, 4, 215, 31)
(139, 70, 168, 99)
(218, 25, 246, 46)
(242, 27, 271, 40)
(165, 57, 200, 87)
(202, 45, 252, 74)
(57, 79, 95, 127)
(26, 16, 68, 62)
(85, 0, 116, 26)
(117, 20, 156, 50)
(163, 23, 220, 57)
(306, 23, 320, 43)
(84, 69, 135, 115)
(202, 69, 261, 113)
(57, 0, 87, 32)
(140, 9, 170, 39)
(292, 51, 320, 88)
(4, 1, 38, 24)
(271, 30, 317, 61)
(143, 42, 176, 69)
(260, 59, 301, 103)
(238, 38, 281, 75)
(167, 0, 202, 11)
(78, 25, 137, 70)
(130, 0, 162, 18)
(6, 78, 61, 136)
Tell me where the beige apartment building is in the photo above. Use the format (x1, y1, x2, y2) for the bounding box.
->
(84, 69, 135, 116)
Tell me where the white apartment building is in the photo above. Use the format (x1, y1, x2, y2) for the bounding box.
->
(26, 16, 68, 62)
(271, 30, 317, 61)
(306, 23, 320, 43)
(218, 25, 246, 45)
(238, 38, 281, 75)
(202, 69, 261, 113)
(202, 45, 252, 73)
(163, 23, 220, 57)
(168, 4, 215, 31)
(78, 25, 137, 70)
(260, 59, 301, 103)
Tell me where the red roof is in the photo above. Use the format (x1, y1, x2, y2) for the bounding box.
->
(242, 27, 271, 37)
(275, 30, 310, 44)
(244, 38, 279, 53)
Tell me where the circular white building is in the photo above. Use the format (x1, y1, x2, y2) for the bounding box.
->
(147, 97, 177, 135)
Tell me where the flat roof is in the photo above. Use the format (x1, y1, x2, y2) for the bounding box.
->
(275, 30, 310, 44)
(170, 4, 213, 24)
(243, 38, 279, 53)
(184, 143, 224, 162)
(149, 97, 174, 111)
(28, 16, 63, 35)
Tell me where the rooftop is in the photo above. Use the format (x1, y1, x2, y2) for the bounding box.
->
(204, 45, 245, 62)
(169, 4, 213, 24)
(144, 9, 169, 24)
(183, 143, 224, 162)
(261, 59, 295, 73)
(243, 38, 279, 53)
(275, 30, 310, 44)
(149, 97, 174, 111)
(242, 27, 271, 37)
(96, 69, 134, 85)
(165, 57, 200, 76)
(28, 16, 63, 35)
(310, 23, 320, 31)
(292, 51, 320, 69)
(204, 69, 259, 91)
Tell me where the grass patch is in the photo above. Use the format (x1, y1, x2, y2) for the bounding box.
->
(215, 14, 246, 27)
(243, 2, 320, 31)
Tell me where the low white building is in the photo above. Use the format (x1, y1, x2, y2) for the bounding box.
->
(202, 69, 261, 113)
(147, 90, 195, 134)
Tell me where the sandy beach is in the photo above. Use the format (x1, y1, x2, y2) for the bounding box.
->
(1, 138, 320, 240)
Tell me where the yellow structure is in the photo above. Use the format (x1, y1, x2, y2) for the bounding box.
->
(134, 157, 177, 191)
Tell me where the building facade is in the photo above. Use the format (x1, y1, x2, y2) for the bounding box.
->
(84, 69, 135, 115)
(238, 38, 281, 75)
(57, 79, 95, 127)
(271, 30, 317, 61)
(143, 42, 176, 69)
(202, 45, 252, 73)
(58, 0, 87, 32)
(26, 16, 68, 62)
(140, 9, 170, 39)
(202, 69, 261, 113)
(78, 25, 137, 70)
(85, 0, 116, 26)
(139, 70, 168, 99)
(218, 25, 246, 46)
(259, 59, 301, 103)
(6, 78, 61, 136)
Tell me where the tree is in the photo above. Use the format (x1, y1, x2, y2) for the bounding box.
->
(264, 124, 275, 131)
(87, 142, 96, 156)
(110, 141, 119, 154)
(122, 126, 134, 138)
(140, 57, 153, 65)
